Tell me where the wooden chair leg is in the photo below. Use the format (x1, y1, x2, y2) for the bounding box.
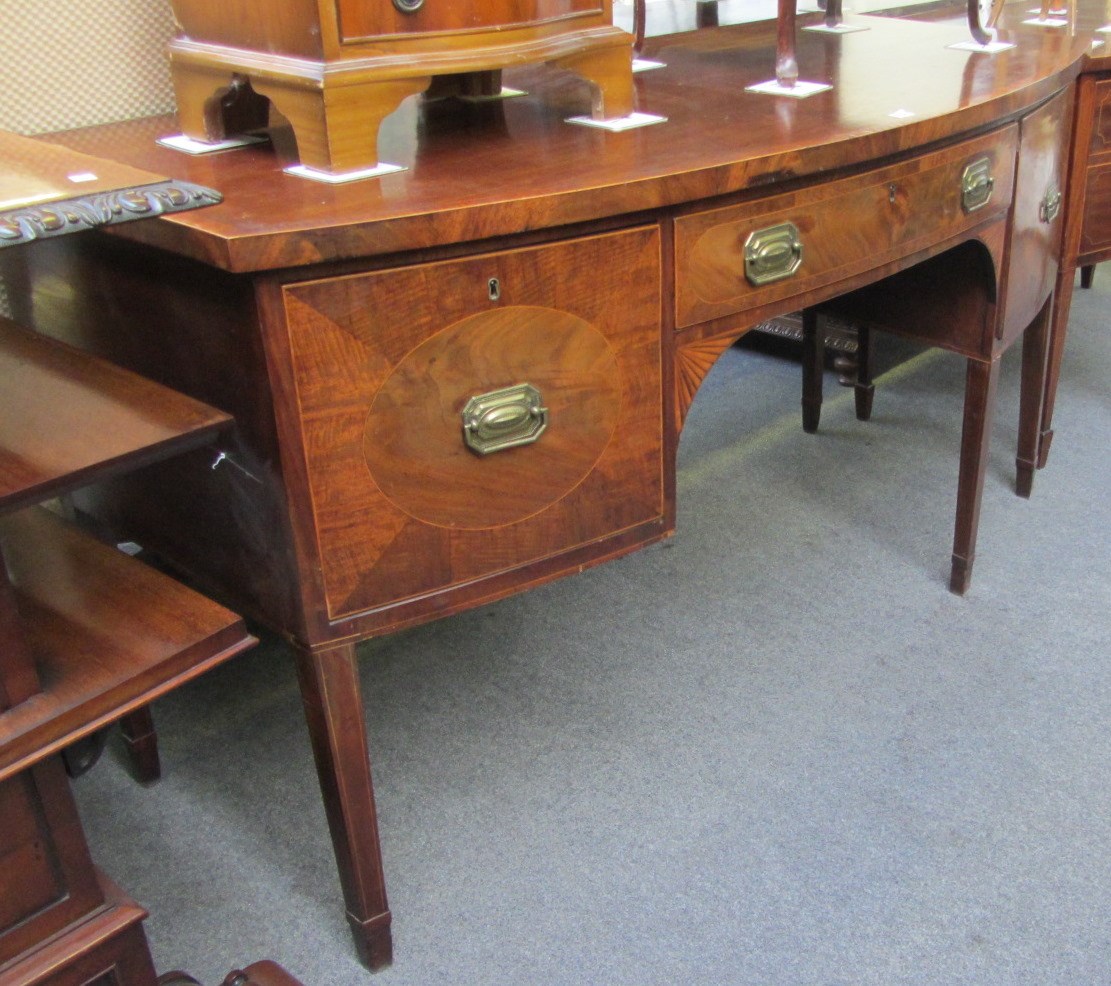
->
(1080, 263, 1096, 289)
(294, 642, 392, 972)
(801, 308, 824, 433)
(1016, 296, 1052, 498)
(854, 323, 875, 421)
(120, 705, 162, 784)
(1037, 263, 1076, 468)
(950, 355, 1001, 595)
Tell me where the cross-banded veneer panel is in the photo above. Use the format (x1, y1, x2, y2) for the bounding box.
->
(281, 226, 664, 623)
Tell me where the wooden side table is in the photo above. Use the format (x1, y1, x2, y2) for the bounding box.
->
(0, 316, 258, 985)
(0, 132, 265, 985)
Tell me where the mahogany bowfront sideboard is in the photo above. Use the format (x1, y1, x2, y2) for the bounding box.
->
(2, 8, 1099, 971)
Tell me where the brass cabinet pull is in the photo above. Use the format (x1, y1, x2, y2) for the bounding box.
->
(743, 222, 804, 286)
(393, 0, 424, 11)
(1040, 182, 1062, 224)
(961, 157, 995, 214)
(462, 383, 548, 456)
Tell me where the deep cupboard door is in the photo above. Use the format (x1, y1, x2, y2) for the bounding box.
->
(999, 86, 1074, 344)
(280, 227, 664, 628)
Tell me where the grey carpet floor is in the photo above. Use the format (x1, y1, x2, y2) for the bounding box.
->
(76, 269, 1110, 985)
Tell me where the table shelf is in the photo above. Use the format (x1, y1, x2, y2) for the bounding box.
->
(0, 506, 255, 783)
(0, 315, 231, 514)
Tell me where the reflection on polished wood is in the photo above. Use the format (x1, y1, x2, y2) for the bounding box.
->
(5, 9, 1096, 971)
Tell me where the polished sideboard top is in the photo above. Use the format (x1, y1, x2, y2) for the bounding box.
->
(35, 8, 1099, 273)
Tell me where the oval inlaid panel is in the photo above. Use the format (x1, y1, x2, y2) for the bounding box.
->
(363, 305, 620, 530)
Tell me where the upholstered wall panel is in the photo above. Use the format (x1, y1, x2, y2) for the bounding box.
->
(0, 0, 176, 135)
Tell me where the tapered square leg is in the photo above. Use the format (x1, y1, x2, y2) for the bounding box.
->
(120, 705, 161, 784)
(294, 642, 392, 971)
(1037, 264, 1076, 468)
(950, 356, 1000, 595)
(1016, 296, 1052, 498)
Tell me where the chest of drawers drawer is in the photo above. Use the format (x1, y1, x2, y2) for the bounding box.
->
(1079, 161, 1111, 256)
(674, 126, 1018, 329)
(279, 227, 664, 627)
(1086, 77, 1111, 159)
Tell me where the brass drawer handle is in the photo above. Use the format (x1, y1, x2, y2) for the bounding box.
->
(393, 0, 424, 11)
(1040, 182, 1062, 224)
(961, 157, 995, 214)
(743, 222, 804, 286)
(462, 383, 548, 456)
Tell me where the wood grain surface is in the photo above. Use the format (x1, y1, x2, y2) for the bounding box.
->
(40, 14, 1089, 271)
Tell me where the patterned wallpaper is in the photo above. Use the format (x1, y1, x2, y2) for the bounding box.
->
(0, 0, 177, 135)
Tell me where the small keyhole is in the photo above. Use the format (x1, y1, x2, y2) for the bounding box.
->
(488, 278, 501, 301)
(888, 184, 898, 204)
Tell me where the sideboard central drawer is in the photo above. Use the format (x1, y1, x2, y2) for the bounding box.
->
(280, 227, 663, 624)
(674, 125, 1018, 329)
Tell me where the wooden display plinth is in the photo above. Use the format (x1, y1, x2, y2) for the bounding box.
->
(166, 1, 635, 175)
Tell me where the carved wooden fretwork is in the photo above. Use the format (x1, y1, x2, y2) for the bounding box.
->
(0, 181, 221, 248)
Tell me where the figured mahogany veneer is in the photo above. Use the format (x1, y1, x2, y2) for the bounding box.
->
(675, 126, 1019, 330)
(282, 227, 663, 624)
(6, 11, 1096, 971)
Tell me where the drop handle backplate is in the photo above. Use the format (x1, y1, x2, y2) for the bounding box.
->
(743, 222, 804, 286)
(1040, 182, 1062, 224)
(961, 157, 995, 214)
(462, 383, 548, 456)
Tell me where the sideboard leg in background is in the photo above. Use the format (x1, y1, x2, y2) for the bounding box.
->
(1038, 263, 1077, 469)
(801, 308, 825, 433)
(1016, 296, 1051, 498)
